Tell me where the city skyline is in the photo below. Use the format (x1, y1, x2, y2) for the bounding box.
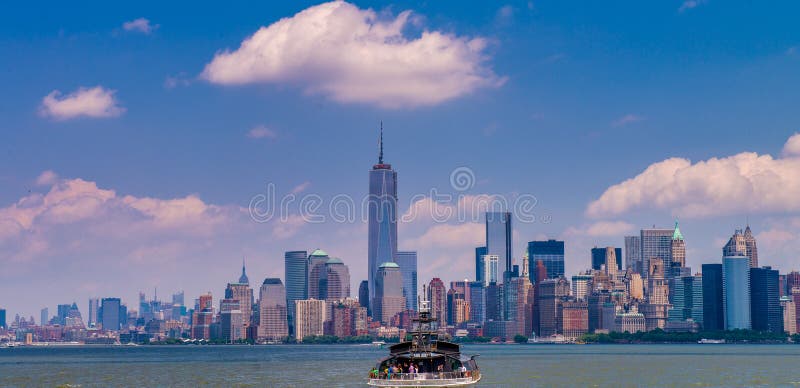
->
(4, 1, 800, 320)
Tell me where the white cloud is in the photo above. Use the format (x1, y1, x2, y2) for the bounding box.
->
(201, 1, 504, 108)
(35, 170, 58, 186)
(39, 86, 125, 120)
(612, 114, 644, 127)
(290, 181, 312, 194)
(782, 132, 800, 157)
(587, 134, 800, 219)
(565, 221, 635, 238)
(164, 73, 191, 89)
(123, 18, 157, 34)
(247, 125, 278, 139)
(678, 0, 704, 12)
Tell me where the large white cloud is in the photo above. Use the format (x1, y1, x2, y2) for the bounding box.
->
(39, 86, 125, 120)
(201, 1, 504, 108)
(587, 133, 800, 218)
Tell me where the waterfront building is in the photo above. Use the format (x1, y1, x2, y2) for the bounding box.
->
(99, 298, 122, 331)
(640, 227, 673, 281)
(428, 278, 447, 326)
(88, 298, 99, 327)
(572, 273, 593, 301)
(615, 308, 646, 333)
(220, 299, 244, 343)
(0, 308, 5, 329)
(368, 129, 398, 316)
(358, 280, 369, 310)
(781, 296, 797, 334)
(702, 263, 724, 331)
(793, 288, 800, 333)
(40, 308, 48, 326)
(374, 262, 405, 324)
(624, 235, 642, 274)
(587, 292, 611, 333)
(294, 299, 326, 341)
(591, 247, 622, 272)
(327, 299, 368, 337)
(668, 274, 703, 326)
(307, 249, 330, 300)
(561, 300, 589, 339)
(468, 281, 486, 324)
(528, 240, 565, 280)
(395, 251, 418, 311)
(750, 266, 782, 333)
(486, 212, 513, 283)
(225, 265, 254, 327)
(475, 247, 487, 284)
(506, 276, 534, 336)
(538, 277, 570, 337)
(285, 250, 308, 336)
(258, 278, 288, 342)
(485, 282, 501, 322)
(723, 256, 751, 330)
(323, 257, 351, 301)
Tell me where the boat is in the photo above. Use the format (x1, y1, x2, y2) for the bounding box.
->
(698, 339, 726, 344)
(367, 297, 481, 387)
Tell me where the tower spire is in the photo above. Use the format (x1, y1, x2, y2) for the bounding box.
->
(379, 121, 384, 164)
(239, 256, 249, 285)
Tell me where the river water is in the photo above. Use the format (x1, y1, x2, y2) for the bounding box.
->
(1, 344, 798, 387)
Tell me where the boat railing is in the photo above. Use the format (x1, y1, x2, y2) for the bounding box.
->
(367, 371, 480, 385)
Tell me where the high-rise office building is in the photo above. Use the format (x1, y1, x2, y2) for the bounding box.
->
(258, 278, 288, 342)
(475, 247, 487, 284)
(57, 304, 70, 325)
(723, 256, 751, 330)
(395, 251, 418, 311)
(528, 240, 565, 280)
(668, 274, 703, 325)
(294, 299, 326, 342)
(226, 263, 254, 326)
(99, 298, 122, 331)
(468, 281, 486, 324)
(358, 280, 369, 310)
(591, 247, 622, 272)
(368, 128, 398, 316)
(640, 228, 673, 280)
(40, 308, 48, 326)
(374, 262, 405, 324)
(781, 296, 797, 334)
(220, 298, 244, 342)
(307, 249, 330, 300)
(505, 276, 534, 336)
(0, 308, 5, 329)
(750, 266, 782, 333)
(486, 212, 512, 283)
(428, 278, 447, 326)
(670, 221, 686, 275)
(561, 300, 589, 340)
(88, 298, 99, 327)
(284, 250, 308, 336)
(572, 273, 593, 301)
(323, 257, 351, 301)
(723, 226, 759, 268)
(191, 293, 213, 339)
(743, 225, 759, 268)
(482, 254, 499, 286)
(702, 264, 724, 331)
(537, 277, 570, 337)
(624, 235, 642, 273)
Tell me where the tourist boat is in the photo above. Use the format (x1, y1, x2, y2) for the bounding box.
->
(697, 338, 726, 344)
(367, 298, 481, 387)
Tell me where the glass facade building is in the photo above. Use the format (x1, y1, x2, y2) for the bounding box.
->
(750, 266, 783, 333)
(395, 251, 418, 311)
(284, 250, 308, 336)
(475, 246, 487, 284)
(486, 212, 512, 283)
(591, 247, 622, 271)
(625, 235, 642, 274)
(640, 228, 673, 280)
(723, 256, 751, 330)
(528, 240, 565, 280)
(702, 263, 724, 331)
(368, 157, 398, 316)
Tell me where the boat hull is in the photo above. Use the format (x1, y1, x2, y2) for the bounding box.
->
(367, 375, 481, 387)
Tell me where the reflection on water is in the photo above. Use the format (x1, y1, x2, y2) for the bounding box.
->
(0, 344, 798, 387)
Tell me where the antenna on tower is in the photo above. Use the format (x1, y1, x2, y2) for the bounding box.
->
(379, 121, 384, 164)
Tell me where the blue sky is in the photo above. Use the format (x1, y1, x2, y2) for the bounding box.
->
(2, 0, 800, 319)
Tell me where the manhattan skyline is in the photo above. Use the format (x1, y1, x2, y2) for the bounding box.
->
(3, 1, 800, 319)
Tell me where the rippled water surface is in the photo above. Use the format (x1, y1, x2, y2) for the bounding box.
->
(1, 344, 799, 387)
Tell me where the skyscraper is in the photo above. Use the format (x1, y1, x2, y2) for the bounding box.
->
(670, 221, 686, 275)
(284, 250, 308, 336)
(374, 262, 405, 324)
(294, 299, 326, 342)
(702, 263, 724, 331)
(528, 240, 565, 280)
(723, 225, 759, 268)
(323, 257, 351, 301)
(475, 246, 487, 284)
(482, 254, 499, 286)
(88, 298, 99, 328)
(0, 309, 5, 329)
(226, 262, 254, 326)
(640, 228, 673, 281)
(428, 278, 447, 326)
(667, 274, 703, 325)
(358, 280, 369, 311)
(486, 212, 512, 283)
(395, 251, 418, 311)
(40, 308, 48, 326)
(468, 281, 486, 324)
(750, 266, 782, 333)
(624, 235, 642, 273)
(258, 278, 288, 342)
(743, 225, 759, 268)
(368, 126, 398, 316)
(99, 298, 122, 331)
(723, 256, 751, 330)
(307, 249, 330, 300)
(591, 247, 622, 272)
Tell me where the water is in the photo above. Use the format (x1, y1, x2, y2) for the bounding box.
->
(1, 344, 799, 387)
